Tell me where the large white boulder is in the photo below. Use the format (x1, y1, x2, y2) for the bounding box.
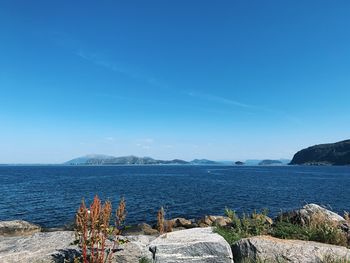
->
(0, 227, 234, 263)
(0, 220, 41, 237)
(147, 227, 234, 263)
(232, 235, 350, 263)
(280, 204, 345, 225)
(0, 231, 77, 263)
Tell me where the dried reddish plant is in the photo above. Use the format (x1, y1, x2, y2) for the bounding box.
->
(105, 197, 128, 263)
(75, 196, 116, 263)
(99, 200, 112, 262)
(157, 207, 165, 234)
(76, 199, 89, 263)
(115, 197, 126, 235)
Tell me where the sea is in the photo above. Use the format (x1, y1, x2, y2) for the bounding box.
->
(0, 165, 349, 228)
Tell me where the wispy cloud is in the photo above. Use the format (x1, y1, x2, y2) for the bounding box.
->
(75, 49, 170, 91)
(187, 91, 301, 123)
(188, 91, 256, 109)
(76, 50, 131, 76)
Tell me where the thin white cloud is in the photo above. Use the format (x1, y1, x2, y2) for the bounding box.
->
(188, 92, 255, 109)
(187, 91, 301, 123)
(76, 50, 129, 75)
(75, 49, 170, 91)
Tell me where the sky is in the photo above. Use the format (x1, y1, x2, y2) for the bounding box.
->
(0, 1, 350, 163)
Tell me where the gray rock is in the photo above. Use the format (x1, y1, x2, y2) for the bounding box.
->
(0, 231, 77, 263)
(232, 235, 350, 263)
(198, 215, 232, 227)
(115, 235, 155, 263)
(123, 223, 159, 236)
(0, 220, 41, 237)
(279, 204, 345, 226)
(0, 228, 233, 263)
(171, 218, 193, 228)
(147, 227, 233, 263)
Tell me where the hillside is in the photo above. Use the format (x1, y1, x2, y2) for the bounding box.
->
(258, 160, 283, 166)
(290, 140, 350, 165)
(65, 155, 224, 165)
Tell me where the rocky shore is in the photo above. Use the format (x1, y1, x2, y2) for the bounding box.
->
(1, 204, 350, 262)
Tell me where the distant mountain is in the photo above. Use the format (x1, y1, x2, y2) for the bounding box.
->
(65, 155, 226, 165)
(258, 159, 283, 166)
(243, 159, 261, 166)
(244, 159, 290, 166)
(65, 154, 115, 165)
(190, 159, 221, 165)
(65, 155, 190, 165)
(290, 140, 350, 165)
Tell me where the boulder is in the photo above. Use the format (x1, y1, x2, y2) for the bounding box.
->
(252, 214, 273, 225)
(0, 227, 234, 263)
(198, 216, 232, 227)
(232, 235, 350, 263)
(123, 223, 159, 236)
(171, 218, 193, 228)
(0, 231, 77, 263)
(114, 235, 155, 263)
(279, 204, 345, 226)
(0, 220, 41, 236)
(146, 227, 233, 263)
(215, 217, 229, 227)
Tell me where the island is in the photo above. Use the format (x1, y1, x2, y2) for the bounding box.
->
(258, 160, 283, 166)
(290, 139, 350, 165)
(65, 155, 222, 165)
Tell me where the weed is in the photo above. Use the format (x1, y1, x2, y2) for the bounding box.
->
(139, 257, 152, 263)
(75, 195, 127, 263)
(157, 207, 165, 234)
(217, 209, 349, 248)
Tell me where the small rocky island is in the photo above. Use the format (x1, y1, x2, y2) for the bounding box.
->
(258, 160, 283, 166)
(290, 139, 350, 165)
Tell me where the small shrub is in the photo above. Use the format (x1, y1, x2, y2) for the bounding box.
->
(305, 212, 347, 247)
(75, 195, 127, 263)
(217, 208, 349, 248)
(75, 196, 112, 263)
(215, 209, 271, 245)
(215, 225, 243, 244)
(271, 221, 310, 240)
(115, 197, 127, 235)
(139, 257, 152, 263)
(157, 207, 165, 234)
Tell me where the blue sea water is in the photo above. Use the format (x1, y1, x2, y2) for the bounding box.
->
(0, 165, 349, 228)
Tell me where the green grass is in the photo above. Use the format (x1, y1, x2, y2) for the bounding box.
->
(234, 257, 350, 263)
(215, 209, 349, 248)
(139, 257, 152, 263)
(214, 208, 272, 245)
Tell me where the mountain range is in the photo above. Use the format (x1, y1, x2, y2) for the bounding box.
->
(65, 155, 222, 165)
(65, 155, 295, 166)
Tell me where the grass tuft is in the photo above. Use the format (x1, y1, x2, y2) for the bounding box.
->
(216, 209, 349, 248)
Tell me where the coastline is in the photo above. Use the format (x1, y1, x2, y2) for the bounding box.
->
(1, 204, 350, 263)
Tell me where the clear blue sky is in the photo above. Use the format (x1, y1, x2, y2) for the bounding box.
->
(1, 1, 349, 163)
